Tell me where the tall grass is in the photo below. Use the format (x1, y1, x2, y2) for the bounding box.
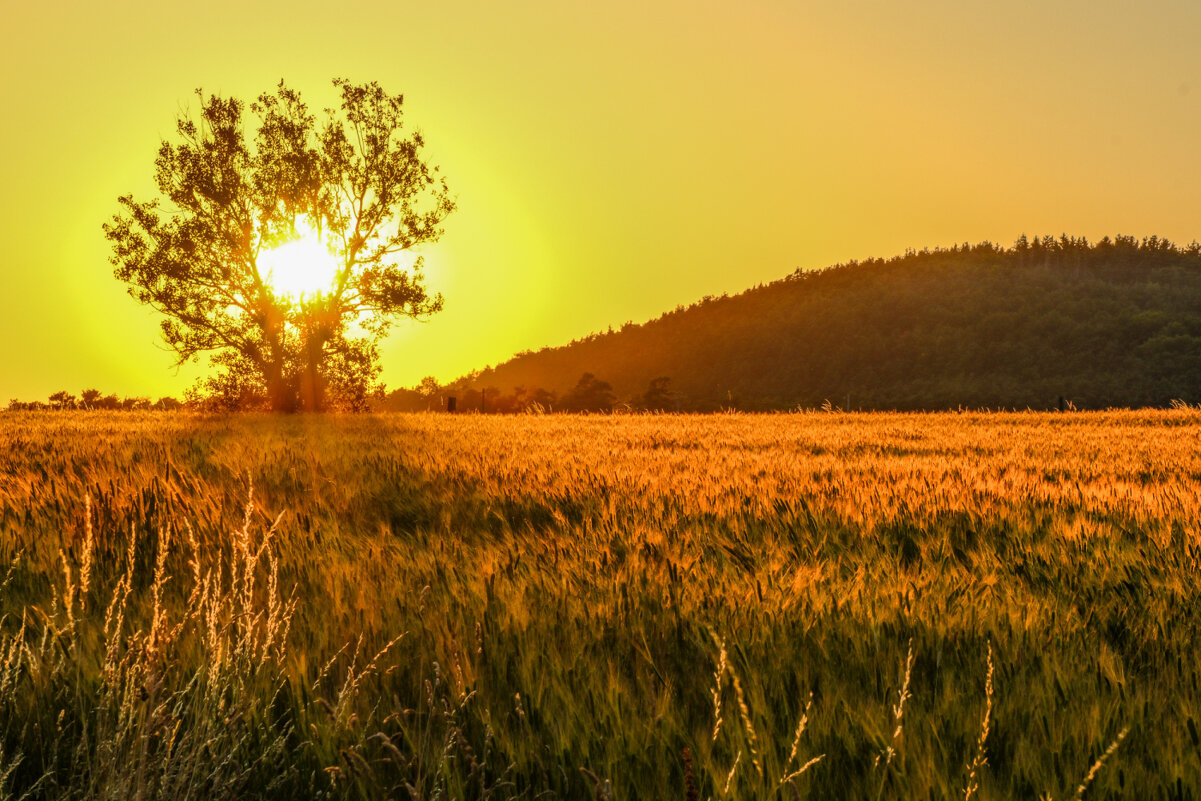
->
(0, 485, 293, 799)
(0, 409, 1195, 797)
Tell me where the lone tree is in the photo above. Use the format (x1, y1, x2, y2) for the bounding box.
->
(105, 79, 454, 411)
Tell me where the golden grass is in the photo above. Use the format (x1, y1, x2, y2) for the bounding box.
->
(0, 409, 1195, 798)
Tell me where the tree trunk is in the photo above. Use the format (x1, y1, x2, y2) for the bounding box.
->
(259, 308, 296, 413)
(299, 334, 326, 412)
(264, 361, 296, 413)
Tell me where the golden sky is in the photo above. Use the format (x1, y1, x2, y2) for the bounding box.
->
(3, 0, 1201, 401)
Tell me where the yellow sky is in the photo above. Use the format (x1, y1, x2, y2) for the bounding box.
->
(3, 0, 1201, 401)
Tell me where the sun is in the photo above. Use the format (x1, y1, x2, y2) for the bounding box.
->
(260, 221, 342, 300)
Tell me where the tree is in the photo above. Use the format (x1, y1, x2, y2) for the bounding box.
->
(416, 376, 441, 409)
(560, 373, 615, 413)
(48, 391, 77, 410)
(640, 376, 675, 411)
(105, 79, 454, 412)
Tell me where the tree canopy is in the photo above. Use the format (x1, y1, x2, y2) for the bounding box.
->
(559, 373, 617, 413)
(454, 235, 1201, 411)
(105, 79, 453, 411)
(7, 390, 182, 412)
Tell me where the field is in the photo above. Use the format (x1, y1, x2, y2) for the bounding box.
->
(0, 410, 1198, 800)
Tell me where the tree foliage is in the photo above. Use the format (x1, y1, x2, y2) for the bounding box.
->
(105, 79, 454, 411)
(456, 235, 1201, 410)
(559, 372, 616, 412)
(7, 391, 182, 412)
(640, 377, 676, 411)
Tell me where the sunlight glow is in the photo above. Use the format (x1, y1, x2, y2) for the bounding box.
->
(260, 222, 341, 300)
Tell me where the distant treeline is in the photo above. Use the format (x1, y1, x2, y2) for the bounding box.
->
(442, 235, 1201, 411)
(18, 235, 1201, 414)
(7, 390, 184, 412)
(375, 373, 679, 414)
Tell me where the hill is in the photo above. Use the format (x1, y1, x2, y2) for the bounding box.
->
(440, 235, 1201, 411)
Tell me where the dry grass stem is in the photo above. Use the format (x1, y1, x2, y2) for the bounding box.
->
(963, 641, 994, 801)
(1071, 729, 1129, 801)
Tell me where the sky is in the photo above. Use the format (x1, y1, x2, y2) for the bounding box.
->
(3, 0, 1201, 401)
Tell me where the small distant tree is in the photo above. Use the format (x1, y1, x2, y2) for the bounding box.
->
(640, 376, 676, 411)
(561, 373, 615, 413)
(48, 391, 77, 410)
(417, 376, 440, 397)
(80, 389, 102, 409)
(416, 376, 441, 409)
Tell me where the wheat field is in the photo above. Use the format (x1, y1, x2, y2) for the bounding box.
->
(0, 410, 1197, 799)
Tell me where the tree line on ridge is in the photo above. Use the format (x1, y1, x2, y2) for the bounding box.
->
(438, 235, 1201, 412)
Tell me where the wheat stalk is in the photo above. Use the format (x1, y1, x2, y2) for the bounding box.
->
(1071, 728, 1128, 801)
(711, 633, 727, 742)
(963, 641, 994, 800)
(878, 638, 915, 771)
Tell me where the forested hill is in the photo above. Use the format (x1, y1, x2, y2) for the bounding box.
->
(453, 236, 1201, 411)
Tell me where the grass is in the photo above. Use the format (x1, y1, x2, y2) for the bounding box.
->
(0, 409, 1197, 799)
